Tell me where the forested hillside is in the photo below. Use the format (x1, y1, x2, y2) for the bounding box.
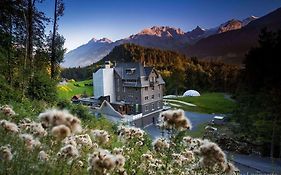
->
(62, 43, 241, 94)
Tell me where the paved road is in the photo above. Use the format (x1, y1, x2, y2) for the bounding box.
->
(99, 110, 280, 174)
(229, 152, 281, 174)
(144, 111, 215, 138)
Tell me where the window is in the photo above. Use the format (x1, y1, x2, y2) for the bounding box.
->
(152, 95, 154, 99)
(145, 96, 149, 100)
(125, 68, 136, 75)
(158, 93, 160, 98)
(145, 105, 148, 111)
(158, 101, 161, 108)
(145, 87, 148, 91)
(152, 104, 154, 110)
(117, 79, 120, 92)
(158, 85, 161, 90)
(152, 86, 154, 90)
(135, 88, 138, 91)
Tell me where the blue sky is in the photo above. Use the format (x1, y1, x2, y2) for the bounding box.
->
(38, 0, 281, 51)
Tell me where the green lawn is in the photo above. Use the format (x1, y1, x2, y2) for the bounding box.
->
(57, 79, 93, 100)
(170, 92, 236, 114)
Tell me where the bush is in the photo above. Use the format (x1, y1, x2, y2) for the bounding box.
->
(70, 104, 91, 120)
(27, 72, 57, 103)
(56, 99, 72, 110)
(0, 75, 21, 103)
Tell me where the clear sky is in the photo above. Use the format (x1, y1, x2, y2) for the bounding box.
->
(38, 0, 281, 51)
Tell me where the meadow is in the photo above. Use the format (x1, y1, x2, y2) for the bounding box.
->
(57, 79, 93, 100)
(170, 93, 236, 114)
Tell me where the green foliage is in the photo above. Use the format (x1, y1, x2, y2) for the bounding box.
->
(70, 104, 92, 120)
(234, 29, 281, 157)
(0, 75, 21, 102)
(61, 66, 97, 81)
(56, 99, 72, 109)
(27, 72, 58, 103)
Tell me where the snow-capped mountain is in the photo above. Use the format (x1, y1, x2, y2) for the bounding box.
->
(242, 16, 258, 26)
(62, 15, 259, 67)
(62, 37, 115, 67)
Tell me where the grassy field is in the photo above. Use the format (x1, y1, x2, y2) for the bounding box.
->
(169, 92, 236, 114)
(57, 79, 93, 100)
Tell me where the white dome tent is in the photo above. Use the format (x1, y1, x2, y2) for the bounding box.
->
(183, 90, 200, 97)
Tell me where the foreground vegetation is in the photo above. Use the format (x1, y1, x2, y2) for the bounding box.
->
(57, 79, 93, 100)
(0, 103, 238, 174)
(172, 93, 236, 114)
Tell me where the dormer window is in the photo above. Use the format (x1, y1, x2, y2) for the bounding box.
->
(125, 68, 136, 75)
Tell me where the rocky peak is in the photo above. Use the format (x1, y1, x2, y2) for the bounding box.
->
(138, 26, 185, 37)
(218, 19, 243, 33)
(97, 38, 112, 43)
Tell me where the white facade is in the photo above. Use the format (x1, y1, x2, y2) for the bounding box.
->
(93, 67, 116, 103)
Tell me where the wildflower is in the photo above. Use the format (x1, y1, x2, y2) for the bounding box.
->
(38, 109, 82, 134)
(198, 140, 227, 170)
(182, 136, 192, 145)
(62, 136, 77, 147)
(75, 134, 93, 149)
(38, 109, 55, 128)
(51, 124, 71, 139)
(0, 120, 19, 133)
(152, 138, 170, 151)
(114, 154, 126, 170)
(182, 149, 195, 162)
(38, 150, 49, 161)
(87, 149, 126, 174)
(19, 122, 47, 137)
(117, 126, 145, 141)
(19, 134, 41, 150)
(91, 129, 110, 144)
(136, 141, 144, 146)
(224, 162, 239, 175)
(0, 105, 16, 116)
(0, 145, 13, 161)
(57, 144, 79, 160)
(159, 109, 192, 130)
(112, 147, 123, 155)
(141, 153, 154, 161)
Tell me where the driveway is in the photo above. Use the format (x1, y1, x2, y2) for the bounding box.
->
(144, 111, 215, 139)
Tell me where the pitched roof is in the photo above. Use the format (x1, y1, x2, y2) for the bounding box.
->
(114, 62, 165, 87)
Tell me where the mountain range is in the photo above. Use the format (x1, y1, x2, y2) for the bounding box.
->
(62, 8, 281, 67)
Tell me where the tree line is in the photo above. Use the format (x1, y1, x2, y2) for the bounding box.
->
(0, 0, 65, 103)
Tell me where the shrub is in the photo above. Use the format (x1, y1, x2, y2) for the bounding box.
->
(27, 72, 57, 103)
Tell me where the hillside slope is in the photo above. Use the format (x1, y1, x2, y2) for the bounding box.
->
(186, 7, 281, 64)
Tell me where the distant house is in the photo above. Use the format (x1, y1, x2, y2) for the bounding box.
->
(71, 94, 81, 101)
(93, 61, 165, 127)
(212, 116, 226, 125)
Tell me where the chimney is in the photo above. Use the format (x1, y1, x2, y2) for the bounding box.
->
(104, 61, 111, 69)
